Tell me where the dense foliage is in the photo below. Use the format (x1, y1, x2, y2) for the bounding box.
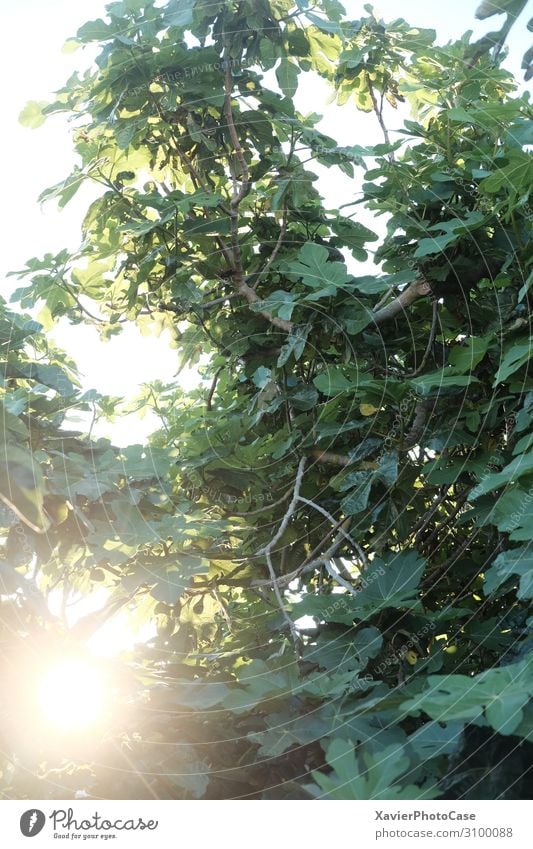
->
(2, 0, 532, 799)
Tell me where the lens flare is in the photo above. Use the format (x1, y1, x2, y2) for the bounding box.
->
(37, 659, 107, 730)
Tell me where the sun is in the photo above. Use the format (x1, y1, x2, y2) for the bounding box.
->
(37, 658, 108, 731)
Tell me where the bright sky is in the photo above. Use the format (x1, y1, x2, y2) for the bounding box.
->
(1, 1, 531, 444)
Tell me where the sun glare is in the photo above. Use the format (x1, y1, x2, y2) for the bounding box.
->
(37, 659, 108, 731)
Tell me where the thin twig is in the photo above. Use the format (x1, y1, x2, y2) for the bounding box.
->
(212, 585, 233, 632)
(404, 298, 439, 378)
(257, 458, 307, 556)
(59, 279, 107, 324)
(252, 209, 288, 290)
(149, 387, 171, 437)
(301, 531, 347, 575)
(298, 517, 346, 571)
(297, 496, 368, 568)
(366, 72, 393, 157)
(419, 490, 470, 554)
(421, 526, 483, 591)
(245, 522, 345, 589)
(256, 457, 307, 645)
(411, 487, 450, 545)
(223, 63, 251, 208)
(87, 402, 98, 441)
(235, 279, 293, 331)
(404, 397, 436, 450)
(323, 559, 360, 598)
(206, 366, 224, 411)
(374, 284, 398, 312)
(201, 292, 240, 309)
(222, 59, 294, 333)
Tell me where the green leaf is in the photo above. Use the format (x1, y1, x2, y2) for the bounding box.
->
(494, 337, 531, 384)
(277, 324, 310, 366)
(76, 19, 114, 42)
(19, 101, 47, 129)
(172, 682, 230, 709)
(276, 58, 299, 98)
(408, 722, 464, 759)
(314, 366, 355, 395)
(313, 741, 436, 800)
(480, 150, 533, 194)
(517, 270, 533, 303)
(291, 594, 359, 626)
(249, 290, 296, 321)
(506, 117, 533, 146)
(330, 218, 378, 260)
(348, 276, 395, 295)
(62, 39, 81, 54)
(252, 366, 272, 389)
(284, 242, 351, 293)
(401, 656, 533, 734)
(449, 336, 490, 372)
(39, 167, 86, 208)
(18, 363, 75, 396)
(181, 217, 232, 237)
(0, 447, 48, 533)
(165, 0, 194, 28)
(414, 212, 486, 258)
(374, 452, 399, 486)
(470, 452, 533, 497)
(305, 10, 344, 35)
(151, 557, 208, 603)
(115, 123, 137, 150)
(411, 371, 478, 394)
(339, 472, 373, 515)
(354, 551, 426, 614)
(476, 0, 528, 20)
(485, 692, 529, 736)
(483, 486, 533, 540)
(484, 548, 533, 599)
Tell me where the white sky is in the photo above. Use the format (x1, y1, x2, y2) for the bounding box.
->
(1, 1, 530, 444)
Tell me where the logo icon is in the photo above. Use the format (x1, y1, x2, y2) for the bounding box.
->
(20, 810, 46, 837)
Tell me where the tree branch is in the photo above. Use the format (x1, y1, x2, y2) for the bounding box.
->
(221, 61, 296, 333)
(206, 366, 224, 411)
(223, 63, 251, 209)
(257, 458, 306, 556)
(323, 559, 360, 598)
(256, 457, 307, 645)
(404, 397, 436, 450)
(421, 525, 484, 591)
(297, 496, 368, 568)
(308, 449, 354, 467)
(252, 209, 288, 290)
(366, 72, 392, 153)
(372, 278, 432, 325)
(235, 279, 294, 332)
(404, 297, 439, 378)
